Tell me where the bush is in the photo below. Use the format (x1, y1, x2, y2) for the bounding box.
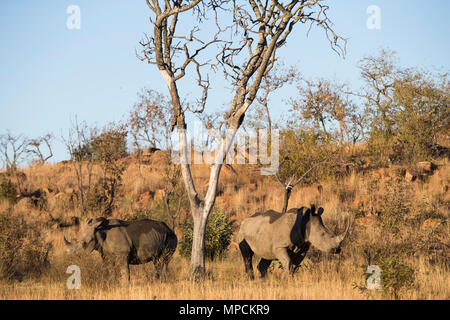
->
(380, 177, 411, 234)
(0, 178, 17, 204)
(378, 257, 415, 299)
(0, 212, 51, 281)
(179, 208, 234, 261)
(355, 242, 416, 299)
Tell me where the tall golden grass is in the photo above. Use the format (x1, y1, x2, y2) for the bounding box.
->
(0, 155, 448, 300)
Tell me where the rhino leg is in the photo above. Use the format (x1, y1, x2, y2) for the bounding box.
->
(257, 259, 272, 279)
(238, 239, 255, 280)
(289, 244, 310, 274)
(153, 249, 174, 280)
(154, 261, 162, 280)
(120, 259, 130, 286)
(154, 257, 168, 280)
(273, 247, 295, 276)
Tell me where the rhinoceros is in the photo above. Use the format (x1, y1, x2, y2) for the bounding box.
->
(64, 217, 177, 283)
(237, 206, 349, 279)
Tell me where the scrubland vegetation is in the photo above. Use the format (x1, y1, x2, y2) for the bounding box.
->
(0, 48, 448, 300)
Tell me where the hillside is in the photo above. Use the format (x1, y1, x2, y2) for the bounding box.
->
(0, 149, 448, 299)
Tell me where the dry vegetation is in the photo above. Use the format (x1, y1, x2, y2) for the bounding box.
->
(0, 150, 448, 300)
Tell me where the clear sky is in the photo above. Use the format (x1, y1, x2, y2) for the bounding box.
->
(0, 0, 449, 163)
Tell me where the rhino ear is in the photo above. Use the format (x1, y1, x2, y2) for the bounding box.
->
(303, 208, 311, 221)
(310, 205, 316, 216)
(93, 217, 108, 229)
(317, 207, 324, 216)
(87, 217, 107, 229)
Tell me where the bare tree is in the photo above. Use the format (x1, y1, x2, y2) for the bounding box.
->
(62, 119, 98, 216)
(357, 48, 404, 138)
(0, 131, 28, 172)
(128, 88, 188, 226)
(247, 64, 301, 134)
(91, 123, 128, 216)
(129, 89, 173, 151)
(0, 131, 29, 194)
(138, 0, 345, 277)
(26, 134, 54, 164)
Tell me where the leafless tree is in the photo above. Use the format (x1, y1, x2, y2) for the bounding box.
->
(0, 131, 28, 171)
(26, 133, 54, 164)
(138, 0, 346, 277)
(129, 89, 173, 151)
(247, 64, 301, 134)
(62, 119, 98, 216)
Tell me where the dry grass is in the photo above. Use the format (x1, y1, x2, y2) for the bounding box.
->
(0, 249, 448, 300)
(0, 154, 449, 300)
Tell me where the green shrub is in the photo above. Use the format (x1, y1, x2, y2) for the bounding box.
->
(379, 257, 415, 299)
(179, 208, 234, 261)
(355, 242, 416, 299)
(0, 212, 51, 281)
(0, 178, 17, 204)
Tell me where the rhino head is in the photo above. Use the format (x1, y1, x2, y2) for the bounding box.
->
(302, 206, 349, 254)
(64, 217, 108, 254)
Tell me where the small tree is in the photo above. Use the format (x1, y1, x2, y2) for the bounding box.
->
(0, 212, 51, 281)
(292, 78, 358, 150)
(358, 48, 449, 164)
(392, 69, 449, 162)
(26, 134, 54, 164)
(90, 123, 128, 215)
(0, 131, 28, 172)
(128, 89, 186, 228)
(63, 119, 97, 216)
(0, 131, 29, 194)
(275, 128, 330, 213)
(128, 89, 173, 151)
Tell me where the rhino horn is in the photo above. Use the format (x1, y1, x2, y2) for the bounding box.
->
(64, 236, 74, 247)
(336, 220, 351, 243)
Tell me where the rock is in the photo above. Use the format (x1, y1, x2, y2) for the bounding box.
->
(153, 189, 166, 203)
(417, 161, 436, 174)
(405, 170, 417, 182)
(422, 218, 441, 229)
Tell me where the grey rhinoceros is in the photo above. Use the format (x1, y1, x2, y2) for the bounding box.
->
(64, 217, 177, 283)
(237, 206, 349, 279)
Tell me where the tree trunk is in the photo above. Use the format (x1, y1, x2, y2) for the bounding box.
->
(186, 128, 238, 277)
(190, 208, 208, 278)
(281, 186, 292, 213)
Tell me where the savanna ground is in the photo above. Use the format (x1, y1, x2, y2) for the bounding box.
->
(0, 148, 448, 300)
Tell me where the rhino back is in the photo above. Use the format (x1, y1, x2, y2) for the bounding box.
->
(125, 220, 177, 262)
(241, 211, 298, 259)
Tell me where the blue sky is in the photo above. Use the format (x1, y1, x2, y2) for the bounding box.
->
(0, 0, 449, 163)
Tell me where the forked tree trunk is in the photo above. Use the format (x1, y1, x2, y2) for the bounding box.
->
(144, 0, 346, 279)
(186, 128, 238, 276)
